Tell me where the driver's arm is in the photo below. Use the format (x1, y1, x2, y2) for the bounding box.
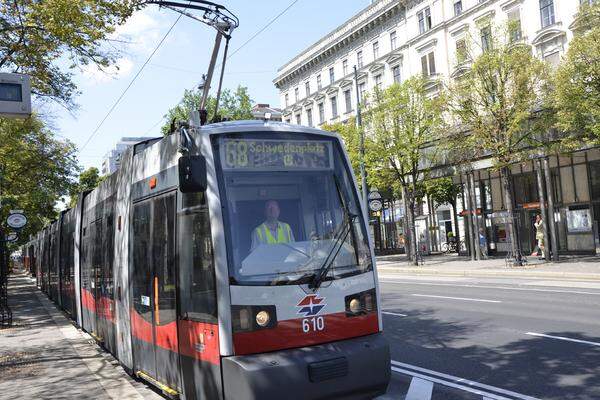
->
(250, 228, 260, 251)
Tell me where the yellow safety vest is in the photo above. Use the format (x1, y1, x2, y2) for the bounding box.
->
(256, 222, 292, 244)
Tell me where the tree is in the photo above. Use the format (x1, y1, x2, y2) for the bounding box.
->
(69, 167, 104, 208)
(554, 1, 600, 146)
(161, 86, 254, 134)
(446, 24, 552, 263)
(425, 177, 463, 250)
(365, 77, 445, 265)
(0, 0, 137, 108)
(0, 116, 79, 246)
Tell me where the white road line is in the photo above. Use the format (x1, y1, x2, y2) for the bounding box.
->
(524, 332, 600, 347)
(380, 279, 600, 296)
(382, 311, 408, 317)
(391, 360, 540, 400)
(405, 377, 433, 400)
(411, 294, 502, 303)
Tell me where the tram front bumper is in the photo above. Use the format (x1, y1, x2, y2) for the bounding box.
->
(222, 333, 390, 400)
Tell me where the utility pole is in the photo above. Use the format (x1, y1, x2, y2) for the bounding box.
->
(354, 66, 368, 215)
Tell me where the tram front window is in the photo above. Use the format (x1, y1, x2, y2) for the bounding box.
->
(215, 134, 371, 286)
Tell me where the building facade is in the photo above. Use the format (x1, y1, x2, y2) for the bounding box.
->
(101, 137, 150, 175)
(275, 0, 599, 256)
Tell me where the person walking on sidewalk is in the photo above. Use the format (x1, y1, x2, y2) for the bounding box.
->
(532, 214, 545, 259)
(479, 228, 488, 259)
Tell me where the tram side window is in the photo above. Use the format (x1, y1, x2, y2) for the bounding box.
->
(153, 194, 177, 326)
(132, 202, 152, 321)
(178, 193, 217, 323)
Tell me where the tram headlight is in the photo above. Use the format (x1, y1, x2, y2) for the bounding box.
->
(345, 289, 377, 317)
(349, 298, 361, 313)
(255, 310, 270, 327)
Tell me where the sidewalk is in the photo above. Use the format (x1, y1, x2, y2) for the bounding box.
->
(0, 272, 164, 400)
(376, 253, 600, 281)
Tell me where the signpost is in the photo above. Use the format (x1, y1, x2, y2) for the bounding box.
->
(368, 189, 382, 212)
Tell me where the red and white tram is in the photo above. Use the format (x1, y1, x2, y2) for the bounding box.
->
(25, 120, 391, 399)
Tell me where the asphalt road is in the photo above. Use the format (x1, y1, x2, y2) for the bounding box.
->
(378, 275, 600, 400)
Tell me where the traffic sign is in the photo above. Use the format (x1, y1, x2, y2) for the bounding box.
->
(368, 190, 382, 201)
(5, 232, 17, 243)
(369, 199, 382, 212)
(6, 213, 27, 229)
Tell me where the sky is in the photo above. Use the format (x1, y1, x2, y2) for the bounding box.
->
(43, 0, 372, 171)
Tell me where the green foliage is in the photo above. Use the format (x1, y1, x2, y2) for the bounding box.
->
(554, 1, 600, 147)
(0, 116, 79, 246)
(364, 77, 445, 188)
(161, 86, 254, 134)
(0, 0, 138, 108)
(425, 177, 461, 209)
(69, 167, 104, 208)
(446, 25, 553, 167)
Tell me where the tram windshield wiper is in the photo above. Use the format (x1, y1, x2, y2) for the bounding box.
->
(309, 175, 358, 291)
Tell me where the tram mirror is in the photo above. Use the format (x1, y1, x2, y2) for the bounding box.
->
(178, 155, 207, 193)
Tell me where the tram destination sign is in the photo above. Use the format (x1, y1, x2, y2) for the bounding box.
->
(221, 139, 333, 171)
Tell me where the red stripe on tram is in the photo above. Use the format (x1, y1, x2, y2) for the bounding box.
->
(233, 311, 379, 355)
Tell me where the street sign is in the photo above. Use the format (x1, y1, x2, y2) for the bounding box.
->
(369, 199, 382, 212)
(368, 190, 382, 201)
(5, 232, 18, 243)
(0, 73, 31, 119)
(6, 213, 27, 229)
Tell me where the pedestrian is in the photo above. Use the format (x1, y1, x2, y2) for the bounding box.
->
(531, 214, 545, 259)
(478, 228, 488, 259)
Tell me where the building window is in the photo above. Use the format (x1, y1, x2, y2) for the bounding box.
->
(508, 8, 522, 42)
(285, 118, 291, 124)
(540, 0, 555, 28)
(374, 74, 383, 89)
(544, 51, 560, 68)
(295, 113, 301, 125)
(421, 52, 436, 76)
(305, 81, 310, 97)
(481, 26, 492, 52)
(358, 82, 366, 104)
(454, 1, 462, 16)
(294, 87, 299, 102)
(343, 59, 348, 76)
(329, 67, 335, 84)
(307, 108, 313, 127)
(317, 74, 322, 90)
(390, 31, 397, 50)
(331, 96, 338, 118)
(284, 93, 289, 107)
(418, 7, 432, 34)
(392, 65, 401, 83)
(456, 39, 467, 63)
(373, 41, 379, 59)
(318, 103, 325, 124)
(357, 50, 363, 68)
(344, 89, 352, 113)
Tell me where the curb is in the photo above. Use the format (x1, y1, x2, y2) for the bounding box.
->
(377, 267, 600, 281)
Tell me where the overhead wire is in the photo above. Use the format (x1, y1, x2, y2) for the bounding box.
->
(79, 10, 185, 152)
(141, 0, 301, 137)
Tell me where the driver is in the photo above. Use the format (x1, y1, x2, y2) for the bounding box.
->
(251, 200, 295, 250)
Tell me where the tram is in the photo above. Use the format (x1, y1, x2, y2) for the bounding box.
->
(24, 120, 391, 399)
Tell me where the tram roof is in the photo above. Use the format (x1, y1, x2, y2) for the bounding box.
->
(191, 120, 339, 138)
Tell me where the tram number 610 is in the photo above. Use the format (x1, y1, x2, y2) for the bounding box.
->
(302, 316, 325, 333)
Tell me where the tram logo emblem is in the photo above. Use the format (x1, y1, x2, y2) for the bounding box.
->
(297, 294, 326, 317)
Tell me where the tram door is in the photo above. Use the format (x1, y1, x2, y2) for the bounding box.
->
(131, 192, 180, 392)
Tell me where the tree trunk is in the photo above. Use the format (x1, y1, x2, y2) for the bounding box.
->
(543, 157, 559, 261)
(535, 159, 550, 262)
(401, 184, 412, 260)
(501, 166, 522, 265)
(451, 200, 461, 254)
(408, 200, 419, 266)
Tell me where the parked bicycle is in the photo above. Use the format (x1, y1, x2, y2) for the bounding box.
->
(441, 240, 463, 253)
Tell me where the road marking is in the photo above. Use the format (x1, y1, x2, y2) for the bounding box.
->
(405, 377, 433, 400)
(411, 294, 502, 303)
(382, 311, 408, 317)
(380, 279, 600, 296)
(391, 360, 540, 400)
(524, 332, 600, 347)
